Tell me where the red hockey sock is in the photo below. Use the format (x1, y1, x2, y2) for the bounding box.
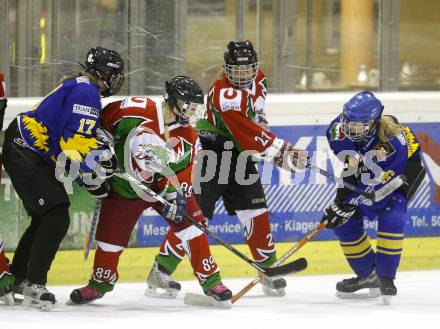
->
(156, 229, 185, 274)
(240, 210, 277, 266)
(0, 241, 10, 274)
(175, 226, 221, 290)
(89, 246, 123, 293)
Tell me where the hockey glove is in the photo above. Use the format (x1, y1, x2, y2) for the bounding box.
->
(86, 181, 110, 199)
(95, 127, 117, 178)
(96, 127, 114, 148)
(273, 141, 309, 172)
(160, 191, 187, 224)
(321, 200, 356, 229)
(96, 148, 117, 179)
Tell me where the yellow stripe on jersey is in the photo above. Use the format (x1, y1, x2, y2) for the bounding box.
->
(22, 116, 50, 152)
(60, 134, 98, 162)
(32, 84, 62, 111)
(403, 126, 419, 158)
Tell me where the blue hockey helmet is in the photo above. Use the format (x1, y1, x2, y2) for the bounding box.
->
(341, 91, 384, 142)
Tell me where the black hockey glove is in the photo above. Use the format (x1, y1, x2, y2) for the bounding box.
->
(86, 181, 110, 199)
(160, 191, 187, 224)
(321, 200, 356, 229)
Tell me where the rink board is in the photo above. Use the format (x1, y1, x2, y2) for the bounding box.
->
(6, 236, 440, 285)
(2, 95, 440, 251)
(2, 94, 440, 285)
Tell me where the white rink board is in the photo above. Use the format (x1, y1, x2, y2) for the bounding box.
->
(0, 270, 439, 329)
(4, 91, 440, 129)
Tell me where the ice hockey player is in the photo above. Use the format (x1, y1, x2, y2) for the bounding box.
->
(0, 72, 15, 306)
(69, 76, 233, 307)
(322, 91, 425, 304)
(1, 47, 124, 309)
(148, 40, 308, 298)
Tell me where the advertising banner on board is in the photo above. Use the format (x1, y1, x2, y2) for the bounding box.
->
(137, 122, 440, 247)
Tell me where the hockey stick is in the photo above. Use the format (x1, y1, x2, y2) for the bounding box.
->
(307, 162, 374, 200)
(83, 199, 101, 261)
(230, 221, 326, 303)
(229, 172, 405, 302)
(115, 168, 307, 277)
(307, 161, 406, 203)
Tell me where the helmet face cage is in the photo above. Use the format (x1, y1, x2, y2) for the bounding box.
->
(84, 47, 124, 97)
(224, 62, 259, 89)
(175, 99, 205, 127)
(224, 40, 259, 89)
(164, 76, 205, 126)
(341, 114, 374, 142)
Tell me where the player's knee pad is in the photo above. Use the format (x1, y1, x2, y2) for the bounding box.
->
(174, 225, 204, 253)
(96, 241, 124, 253)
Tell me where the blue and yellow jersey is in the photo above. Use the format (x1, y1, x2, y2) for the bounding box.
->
(18, 76, 102, 173)
(326, 115, 421, 212)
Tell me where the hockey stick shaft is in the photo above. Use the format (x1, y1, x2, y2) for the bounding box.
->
(115, 169, 305, 277)
(307, 163, 375, 201)
(84, 199, 101, 261)
(231, 221, 326, 303)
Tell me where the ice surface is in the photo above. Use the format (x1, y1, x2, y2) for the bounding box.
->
(0, 270, 439, 329)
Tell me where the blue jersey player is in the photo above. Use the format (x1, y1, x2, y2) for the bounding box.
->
(321, 91, 425, 304)
(1, 47, 124, 309)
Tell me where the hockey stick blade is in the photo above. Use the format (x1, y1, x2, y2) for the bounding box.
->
(184, 293, 232, 309)
(261, 257, 308, 277)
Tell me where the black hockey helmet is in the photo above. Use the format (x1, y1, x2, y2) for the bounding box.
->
(83, 47, 124, 97)
(164, 75, 205, 126)
(224, 40, 259, 89)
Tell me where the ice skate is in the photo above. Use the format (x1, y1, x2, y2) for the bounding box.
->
(0, 272, 14, 305)
(336, 272, 380, 299)
(145, 261, 181, 299)
(22, 282, 56, 310)
(379, 277, 397, 305)
(69, 285, 105, 305)
(11, 279, 26, 304)
(260, 275, 286, 297)
(204, 283, 232, 308)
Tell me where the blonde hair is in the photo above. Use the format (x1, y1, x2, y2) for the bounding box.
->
(59, 71, 106, 91)
(217, 67, 226, 81)
(378, 115, 405, 143)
